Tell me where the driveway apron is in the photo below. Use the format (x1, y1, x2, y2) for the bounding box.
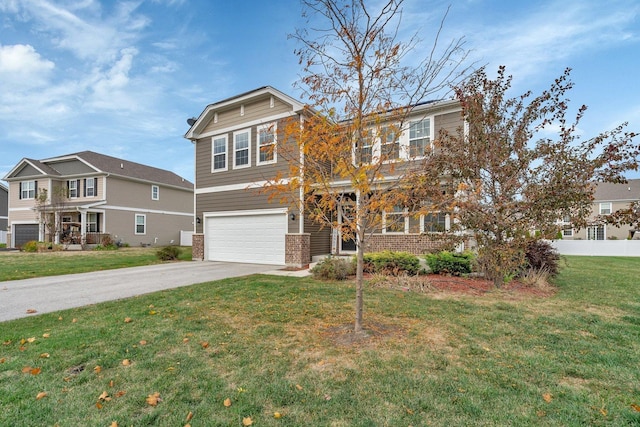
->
(0, 262, 276, 322)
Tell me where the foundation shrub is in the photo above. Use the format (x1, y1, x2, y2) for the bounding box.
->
(363, 251, 421, 276)
(156, 246, 181, 261)
(425, 251, 474, 276)
(310, 256, 355, 280)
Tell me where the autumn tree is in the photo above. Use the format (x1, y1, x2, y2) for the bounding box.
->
(35, 184, 69, 244)
(413, 66, 639, 287)
(266, 0, 470, 335)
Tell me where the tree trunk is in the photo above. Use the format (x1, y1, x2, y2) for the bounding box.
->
(354, 238, 364, 334)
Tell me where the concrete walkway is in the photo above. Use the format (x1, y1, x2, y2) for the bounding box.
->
(0, 262, 288, 322)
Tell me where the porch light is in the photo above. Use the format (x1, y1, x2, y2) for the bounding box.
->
(196, 216, 201, 224)
(289, 213, 296, 221)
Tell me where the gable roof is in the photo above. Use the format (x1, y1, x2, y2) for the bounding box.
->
(594, 179, 640, 202)
(184, 86, 306, 140)
(4, 151, 193, 190)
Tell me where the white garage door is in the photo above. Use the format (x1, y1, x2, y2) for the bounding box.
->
(205, 209, 287, 265)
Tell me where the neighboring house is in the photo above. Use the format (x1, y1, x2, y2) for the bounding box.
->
(0, 183, 8, 244)
(3, 151, 193, 248)
(185, 86, 463, 266)
(560, 179, 640, 240)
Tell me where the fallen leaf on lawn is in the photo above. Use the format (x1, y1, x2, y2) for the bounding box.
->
(36, 391, 48, 400)
(30, 367, 41, 375)
(182, 338, 189, 343)
(22, 366, 32, 373)
(124, 317, 132, 323)
(149, 310, 157, 315)
(42, 333, 50, 338)
(632, 404, 640, 412)
(242, 417, 253, 426)
(324, 394, 332, 401)
(39, 353, 50, 358)
(122, 359, 131, 366)
(223, 398, 232, 407)
(98, 391, 111, 401)
(96, 402, 103, 409)
(72, 318, 77, 323)
(58, 316, 63, 321)
(274, 412, 282, 419)
(139, 340, 147, 346)
(542, 393, 553, 403)
(146, 392, 161, 406)
(110, 422, 118, 427)
(94, 366, 102, 374)
(186, 411, 193, 421)
(536, 410, 546, 417)
(27, 337, 36, 343)
(109, 380, 115, 388)
(295, 384, 303, 390)
(26, 309, 37, 314)
(115, 390, 127, 398)
(2, 340, 11, 345)
(200, 341, 209, 349)
(600, 407, 607, 416)
(0, 358, 5, 363)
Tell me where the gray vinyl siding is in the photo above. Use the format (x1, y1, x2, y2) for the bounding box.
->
(196, 190, 296, 234)
(202, 96, 292, 135)
(0, 186, 7, 230)
(48, 159, 95, 175)
(104, 208, 192, 247)
(435, 111, 463, 136)
(106, 177, 192, 213)
(305, 216, 331, 256)
(195, 118, 297, 189)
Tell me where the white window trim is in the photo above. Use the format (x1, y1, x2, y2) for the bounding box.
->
(380, 125, 401, 164)
(68, 180, 78, 198)
(587, 224, 605, 240)
(86, 178, 96, 197)
(151, 185, 159, 201)
(211, 134, 228, 172)
(406, 117, 433, 159)
(21, 180, 36, 199)
(599, 202, 612, 215)
(382, 208, 409, 234)
(135, 214, 146, 235)
(233, 128, 251, 170)
(420, 212, 450, 233)
(256, 122, 277, 166)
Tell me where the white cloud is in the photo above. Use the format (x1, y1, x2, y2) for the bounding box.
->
(0, 44, 55, 88)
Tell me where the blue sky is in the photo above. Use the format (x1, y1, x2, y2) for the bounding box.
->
(1, 0, 639, 182)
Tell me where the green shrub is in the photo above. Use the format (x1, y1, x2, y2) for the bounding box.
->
(22, 240, 40, 252)
(363, 251, 421, 276)
(310, 256, 355, 280)
(425, 251, 474, 276)
(156, 246, 181, 261)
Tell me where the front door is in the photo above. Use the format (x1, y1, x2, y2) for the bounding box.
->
(339, 194, 357, 253)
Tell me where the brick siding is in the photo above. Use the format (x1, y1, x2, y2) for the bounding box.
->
(192, 233, 204, 261)
(286, 233, 310, 267)
(364, 233, 458, 255)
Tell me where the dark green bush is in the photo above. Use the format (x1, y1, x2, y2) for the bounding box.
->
(425, 251, 474, 276)
(363, 251, 421, 276)
(524, 239, 560, 276)
(156, 246, 181, 261)
(310, 256, 355, 280)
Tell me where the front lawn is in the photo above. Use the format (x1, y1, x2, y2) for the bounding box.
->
(0, 246, 192, 281)
(0, 256, 639, 426)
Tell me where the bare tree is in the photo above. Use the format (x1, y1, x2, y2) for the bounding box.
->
(266, 0, 470, 335)
(35, 184, 68, 244)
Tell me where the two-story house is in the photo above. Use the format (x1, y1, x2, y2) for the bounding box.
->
(185, 86, 463, 266)
(560, 178, 640, 240)
(0, 183, 8, 245)
(3, 151, 193, 248)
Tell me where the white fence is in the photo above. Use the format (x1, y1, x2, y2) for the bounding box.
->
(0, 230, 6, 245)
(180, 230, 194, 247)
(551, 240, 640, 257)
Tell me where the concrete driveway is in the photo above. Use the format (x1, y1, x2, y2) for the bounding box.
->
(0, 262, 279, 322)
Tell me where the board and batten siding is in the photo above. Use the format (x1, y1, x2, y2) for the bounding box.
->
(201, 96, 292, 135)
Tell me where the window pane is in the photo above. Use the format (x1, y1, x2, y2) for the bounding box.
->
(235, 132, 249, 166)
(213, 153, 226, 170)
(409, 119, 430, 157)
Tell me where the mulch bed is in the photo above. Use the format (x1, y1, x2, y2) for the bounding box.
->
(422, 274, 556, 298)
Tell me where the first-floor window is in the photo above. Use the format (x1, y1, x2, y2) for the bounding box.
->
(562, 226, 573, 237)
(587, 225, 604, 240)
(384, 206, 407, 233)
(86, 212, 98, 232)
(423, 212, 448, 233)
(135, 214, 146, 235)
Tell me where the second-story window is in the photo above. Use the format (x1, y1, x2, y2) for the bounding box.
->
(68, 179, 79, 198)
(85, 178, 97, 197)
(381, 126, 399, 161)
(409, 118, 431, 158)
(234, 129, 251, 169)
(359, 129, 373, 164)
(20, 180, 37, 199)
(212, 135, 227, 172)
(152, 185, 159, 200)
(599, 202, 612, 215)
(257, 123, 277, 165)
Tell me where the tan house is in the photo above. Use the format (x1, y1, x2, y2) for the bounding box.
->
(3, 151, 193, 248)
(560, 178, 640, 240)
(184, 86, 463, 266)
(0, 183, 7, 244)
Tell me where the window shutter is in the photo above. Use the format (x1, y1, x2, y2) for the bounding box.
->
(34, 181, 38, 196)
(19, 182, 22, 199)
(83, 179, 87, 197)
(77, 180, 80, 196)
(94, 178, 98, 196)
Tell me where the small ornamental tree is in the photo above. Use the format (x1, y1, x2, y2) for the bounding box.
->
(34, 184, 68, 244)
(265, 0, 470, 335)
(413, 66, 639, 287)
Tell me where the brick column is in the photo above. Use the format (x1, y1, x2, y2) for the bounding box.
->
(285, 233, 310, 268)
(192, 233, 204, 261)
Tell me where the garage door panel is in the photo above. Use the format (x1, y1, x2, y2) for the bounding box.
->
(206, 212, 286, 265)
(14, 224, 39, 248)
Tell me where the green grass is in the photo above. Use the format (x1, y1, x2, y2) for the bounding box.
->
(1, 256, 639, 426)
(0, 246, 192, 281)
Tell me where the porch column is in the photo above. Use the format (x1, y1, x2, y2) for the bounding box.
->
(54, 211, 60, 244)
(80, 210, 87, 244)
